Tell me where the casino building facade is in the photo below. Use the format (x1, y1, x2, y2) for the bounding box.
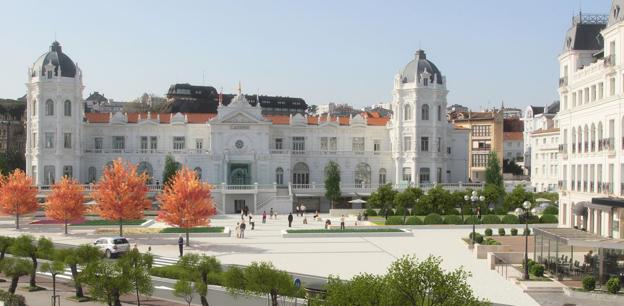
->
(25, 42, 469, 213)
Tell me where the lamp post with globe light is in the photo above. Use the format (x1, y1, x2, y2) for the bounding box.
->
(516, 200, 538, 280)
(464, 191, 485, 245)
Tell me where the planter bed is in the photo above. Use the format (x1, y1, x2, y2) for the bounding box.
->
(160, 227, 225, 233)
(95, 226, 230, 237)
(70, 219, 147, 226)
(282, 228, 412, 238)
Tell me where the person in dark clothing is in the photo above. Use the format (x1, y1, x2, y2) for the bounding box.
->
(249, 215, 255, 230)
(288, 213, 294, 227)
(178, 235, 184, 257)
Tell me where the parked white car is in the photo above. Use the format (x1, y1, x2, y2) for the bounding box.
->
(94, 237, 130, 258)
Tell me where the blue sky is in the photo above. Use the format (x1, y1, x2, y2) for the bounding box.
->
(0, 0, 612, 109)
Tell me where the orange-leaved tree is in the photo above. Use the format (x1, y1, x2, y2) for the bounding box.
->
(45, 177, 86, 234)
(157, 167, 214, 246)
(92, 159, 150, 236)
(0, 169, 39, 229)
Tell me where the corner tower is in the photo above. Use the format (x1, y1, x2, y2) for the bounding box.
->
(389, 50, 450, 184)
(26, 41, 84, 185)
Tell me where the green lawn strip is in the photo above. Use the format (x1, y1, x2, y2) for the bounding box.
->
(159, 227, 224, 233)
(71, 219, 147, 226)
(286, 228, 403, 234)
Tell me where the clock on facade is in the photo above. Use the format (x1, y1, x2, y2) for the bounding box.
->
(235, 140, 244, 149)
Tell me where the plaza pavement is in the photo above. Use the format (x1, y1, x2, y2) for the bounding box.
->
(0, 214, 539, 306)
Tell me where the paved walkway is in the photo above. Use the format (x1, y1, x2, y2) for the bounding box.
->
(0, 214, 539, 306)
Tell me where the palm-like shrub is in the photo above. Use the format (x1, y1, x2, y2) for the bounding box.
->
(424, 213, 444, 225)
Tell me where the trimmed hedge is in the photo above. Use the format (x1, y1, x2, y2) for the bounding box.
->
(150, 265, 222, 285)
(424, 213, 444, 225)
(395, 207, 406, 216)
(0, 289, 26, 306)
(385, 216, 404, 225)
(501, 214, 519, 224)
(498, 228, 506, 236)
(540, 214, 558, 224)
(160, 227, 224, 233)
(484, 228, 493, 236)
(523, 228, 531, 236)
(481, 215, 501, 224)
(464, 216, 481, 225)
(405, 216, 423, 225)
(468, 232, 484, 244)
(484, 238, 501, 245)
(542, 206, 558, 215)
(530, 264, 544, 277)
(606, 276, 621, 294)
(365, 208, 377, 217)
(582, 276, 596, 291)
(443, 215, 463, 225)
(510, 228, 518, 236)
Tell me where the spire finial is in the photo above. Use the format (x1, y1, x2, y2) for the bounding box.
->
(237, 81, 242, 95)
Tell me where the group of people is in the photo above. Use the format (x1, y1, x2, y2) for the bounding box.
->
(294, 204, 307, 216)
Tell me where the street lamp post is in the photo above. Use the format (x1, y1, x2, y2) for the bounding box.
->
(516, 201, 537, 280)
(464, 191, 485, 245)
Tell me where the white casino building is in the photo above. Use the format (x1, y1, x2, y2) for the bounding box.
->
(25, 42, 470, 214)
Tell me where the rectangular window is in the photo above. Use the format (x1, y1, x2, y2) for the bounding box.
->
(352, 137, 365, 152)
(292, 137, 305, 151)
(373, 139, 381, 153)
(419, 168, 430, 183)
(112, 136, 125, 150)
(63, 133, 71, 149)
(437, 137, 441, 152)
(471, 125, 491, 137)
(150, 136, 157, 150)
(140, 136, 148, 151)
(195, 138, 203, 151)
(471, 154, 489, 167)
(173, 137, 185, 150)
(320, 137, 328, 151)
(403, 137, 411, 151)
(94, 137, 103, 150)
(437, 167, 442, 183)
(610, 77, 616, 96)
(31, 165, 37, 180)
(591, 85, 596, 101)
(43, 165, 55, 185)
(402, 167, 412, 182)
(447, 146, 451, 154)
(274, 138, 283, 150)
(572, 92, 576, 107)
(472, 140, 492, 151)
(420, 137, 429, 152)
(63, 165, 72, 178)
(329, 137, 337, 151)
(32, 132, 37, 148)
(599, 82, 604, 99)
(45, 132, 54, 149)
(584, 88, 589, 103)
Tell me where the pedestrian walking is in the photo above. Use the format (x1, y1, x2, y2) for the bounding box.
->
(288, 212, 294, 227)
(340, 215, 346, 230)
(262, 211, 267, 224)
(240, 220, 247, 238)
(236, 222, 240, 238)
(301, 204, 306, 216)
(295, 205, 300, 217)
(249, 214, 255, 230)
(270, 208, 274, 219)
(178, 235, 184, 257)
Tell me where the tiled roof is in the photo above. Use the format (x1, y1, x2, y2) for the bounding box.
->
(504, 132, 523, 141)
(86, 113, 389, 126)
(531, 127, 560, 135)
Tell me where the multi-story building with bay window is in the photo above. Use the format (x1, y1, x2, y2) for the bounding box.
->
(25, 42, 472, 214)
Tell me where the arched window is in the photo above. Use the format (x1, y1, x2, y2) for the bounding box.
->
(577, 126, 582, 152)
(583, 125, 589, 152)
(591, 123, 596, 151)
(437, 105, 442, 121)
(194, 167, 202, 180)
(64, 100, 71, 116)
(45, 99, 54, 116)
(88, 167, 97, 183)
(275, 167, 284, 185)
(137, 162, 154, 184)
(292, 162, 310, 186)
(421, 104, 429, 120)
(404, 104, 412, 120)
(44, 165, 55, 185)
(378, 168, 387, 185)
(354, 163, 371, 187)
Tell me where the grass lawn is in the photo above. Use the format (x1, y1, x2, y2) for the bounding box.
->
(71, 219, 146, 226)
(286, 228, 403, 234)
(371, 221, 386, 225)
(160, 227, 225, 233)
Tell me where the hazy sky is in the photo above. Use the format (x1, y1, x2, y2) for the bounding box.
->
(0, 0, 612, 109)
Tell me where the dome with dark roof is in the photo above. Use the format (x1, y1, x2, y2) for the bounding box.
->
(31, 41, 77, 78)
(400, 50, 443, 84)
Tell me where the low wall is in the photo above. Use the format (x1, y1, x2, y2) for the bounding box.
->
(329, 209, 368, 217)
(563, 287, 624, 302)
(281, 229, 413, 238)
(487, 252, 525, 270)
(474, 244, 514, 259)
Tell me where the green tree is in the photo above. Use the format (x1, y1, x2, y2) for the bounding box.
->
(119, 249, 154, 306)
(80, 260, 132, 306)
(40, 260, 66, 303)
(393, 187, 423, 211)
(222, 266, 247, 292)
(417, 186, 452, 215)
(367, 184, 398, 218)
(324, 161, 341, 209)
(384, 255, 486, 306)
(324, 273, 386, 306)
(162, 154, 179, 186)
(0, 236, 15, 260)
(485, 151, 503, 188)
(223, 261, 301, 306)
(174, 278, 199, 306)
(0, 257, 31, 294)
(55, 244, 102, 299)
(10, 235, 54, 289)
(503, 159, 523, 175)
(178, 254, 222, 306)
(503, 185, 534, 212)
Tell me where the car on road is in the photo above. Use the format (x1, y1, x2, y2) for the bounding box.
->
(94, 237, 130, 258)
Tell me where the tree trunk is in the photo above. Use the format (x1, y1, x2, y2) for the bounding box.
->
(114, 289, 122, 306)
(270, 289, 278, 306)
(64, 219, 68, 234)
(200, 274, 209, 306)
(186, 228, 190, 247)
(200, 295, 208, 306)
(30, 255, 37, 288)
(70, 264, 84, 298)
(15, 213, 19, 229)
(136, 287, 141, 306)
(119, 217, 123, 236)
(9, 276, 18, 294)
(0, 249, 6, 260)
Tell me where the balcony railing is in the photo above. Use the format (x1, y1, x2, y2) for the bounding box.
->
(84, 148, 211, 155)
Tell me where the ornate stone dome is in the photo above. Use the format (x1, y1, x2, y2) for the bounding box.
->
(31, 41, 77, 78)
(400, 49, 443, 84)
